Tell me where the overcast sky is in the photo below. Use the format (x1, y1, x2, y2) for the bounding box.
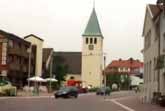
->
(0, 0, 156, 63)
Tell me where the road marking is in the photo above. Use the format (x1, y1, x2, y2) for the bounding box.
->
(105, 99, 135, 111)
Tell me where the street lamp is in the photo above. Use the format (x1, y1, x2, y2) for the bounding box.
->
(27, 44, 32, 95)
(49, 57, 53, 93)
(103, 54, 107, 99)
(103, 55, 106, 87)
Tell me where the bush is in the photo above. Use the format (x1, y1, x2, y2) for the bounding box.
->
(88, 87, 99, 92)
(4, 87, 17, 96)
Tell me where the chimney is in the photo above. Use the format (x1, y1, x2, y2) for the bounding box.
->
(129, 58, 133, 64)
(119, 58, 122, 61)
(157, 0, 165, 15)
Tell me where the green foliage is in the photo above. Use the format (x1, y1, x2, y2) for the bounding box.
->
(55, 64, 68, 84)
(107, 74, 121, 86)
(88, 87, 99, 92)
(52, 55, 68, 86)
(156, 55, 165, 69)
(106, 73, 131, 90)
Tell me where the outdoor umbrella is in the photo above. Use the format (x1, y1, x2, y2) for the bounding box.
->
(45, 78, 58, 82)
(27, 76, 46, 82)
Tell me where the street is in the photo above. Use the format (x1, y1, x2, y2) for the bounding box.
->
(0, 91, 165, 111)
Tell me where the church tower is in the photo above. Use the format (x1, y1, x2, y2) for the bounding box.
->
(81, 7, 103, 87)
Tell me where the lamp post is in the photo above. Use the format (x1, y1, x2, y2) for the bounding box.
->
(27, 44, 32, 94)
(103, 53, 107, 99)
(49, 57, 53, 93)
(103, 55, 106, 87)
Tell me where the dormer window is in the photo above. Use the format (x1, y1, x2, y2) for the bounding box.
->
(94, 38, 97, 44)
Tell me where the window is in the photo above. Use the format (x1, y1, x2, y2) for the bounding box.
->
(163, 33, 165, 52)
(153, 58, 156, 81)
(86, 38, 88, 44)
(2, 43, 7, 65)
(9, 40, 13, 48)
(94, 38, 97, 44)
(150, 61, 152, 82)
(145, 30, 151, 49)
(18, 43, 21, 48)
(90, 38, 93, 44)
(155, 22, 160, 41)
(88, 45, 94, 50)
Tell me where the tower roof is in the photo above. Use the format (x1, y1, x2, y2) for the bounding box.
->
(83, 8, 103, 37)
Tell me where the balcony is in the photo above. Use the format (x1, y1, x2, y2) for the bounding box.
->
(22, 65, 28, 72)
(8, 48, 20, 55)
(9, 63, 20, 71)
(8, 48, 29, 58)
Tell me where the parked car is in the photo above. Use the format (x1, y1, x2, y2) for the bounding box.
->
(0, 80, 17, 96)
(96, 87, 111, 96)
(54, 86, 78, 98)
(78, 87, 88, 93)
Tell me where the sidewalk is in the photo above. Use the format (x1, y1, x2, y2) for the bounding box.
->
(105, 91, 165, 111)
(17, 91, 54, 97)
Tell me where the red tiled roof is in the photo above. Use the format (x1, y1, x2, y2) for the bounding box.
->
(104, 59, 143, 75)
(106, 59, 143, 70)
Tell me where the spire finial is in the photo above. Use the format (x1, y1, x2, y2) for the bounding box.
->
(93, 0, 95, 9)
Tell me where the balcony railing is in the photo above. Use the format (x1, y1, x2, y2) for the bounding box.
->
(8, 48, 29, 58)
(9, 63, 20, 71)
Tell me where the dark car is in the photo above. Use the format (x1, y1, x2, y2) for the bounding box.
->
(78, 87, 88, 93)
(96, 87, 111, 96)
(54, 86, 78, 98)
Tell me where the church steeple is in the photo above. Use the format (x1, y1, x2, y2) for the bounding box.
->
(83, 8, 103, 37)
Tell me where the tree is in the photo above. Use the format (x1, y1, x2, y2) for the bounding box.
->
(106, 73, 131, 90)
(52, 55, 68, 86)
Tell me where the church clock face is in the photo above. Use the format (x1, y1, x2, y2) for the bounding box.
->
(88, 45, 94, 50)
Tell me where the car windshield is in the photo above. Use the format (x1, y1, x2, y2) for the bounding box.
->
(59, 87, 72, 91)
(0, 80, 9, 86)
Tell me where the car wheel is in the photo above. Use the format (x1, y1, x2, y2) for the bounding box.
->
(74, 94, 78, 98)
(55, 95, 59, 99)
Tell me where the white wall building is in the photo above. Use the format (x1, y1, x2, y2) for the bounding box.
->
(24, 34, 44, 77)
(142, 3, 165, 102)
(81, 7, 104, 87)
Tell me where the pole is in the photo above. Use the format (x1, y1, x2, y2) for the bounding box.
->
(103, 55, 106, 99)
(28, 45, 31, 95)
(158, 24, 161, 93)
(49, 57, 53, 93)
(104, 56, 106, 87)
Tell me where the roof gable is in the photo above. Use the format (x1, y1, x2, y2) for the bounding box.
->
(0, 30, 31, 46)
(24, 34, 44, 41)
(142, 4, 162, 36)
(82, 8, 103, 37)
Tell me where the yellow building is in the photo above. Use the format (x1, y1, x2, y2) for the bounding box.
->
(24, 34, 44, 77)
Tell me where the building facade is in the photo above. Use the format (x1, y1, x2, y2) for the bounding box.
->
(142, 3, 165, 102)
(42, 48, 54, 78)
(81, 8, 104, 87)
(24, 34, 44, 77)
(0, 30, 35, 88)
(105, 58, 143, 88)
(53, 52, 81, 82)
(105, 58, 143, 76)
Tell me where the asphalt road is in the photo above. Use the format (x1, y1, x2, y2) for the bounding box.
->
(0, 94, 127, 111)
(1, 91, 164, 111)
